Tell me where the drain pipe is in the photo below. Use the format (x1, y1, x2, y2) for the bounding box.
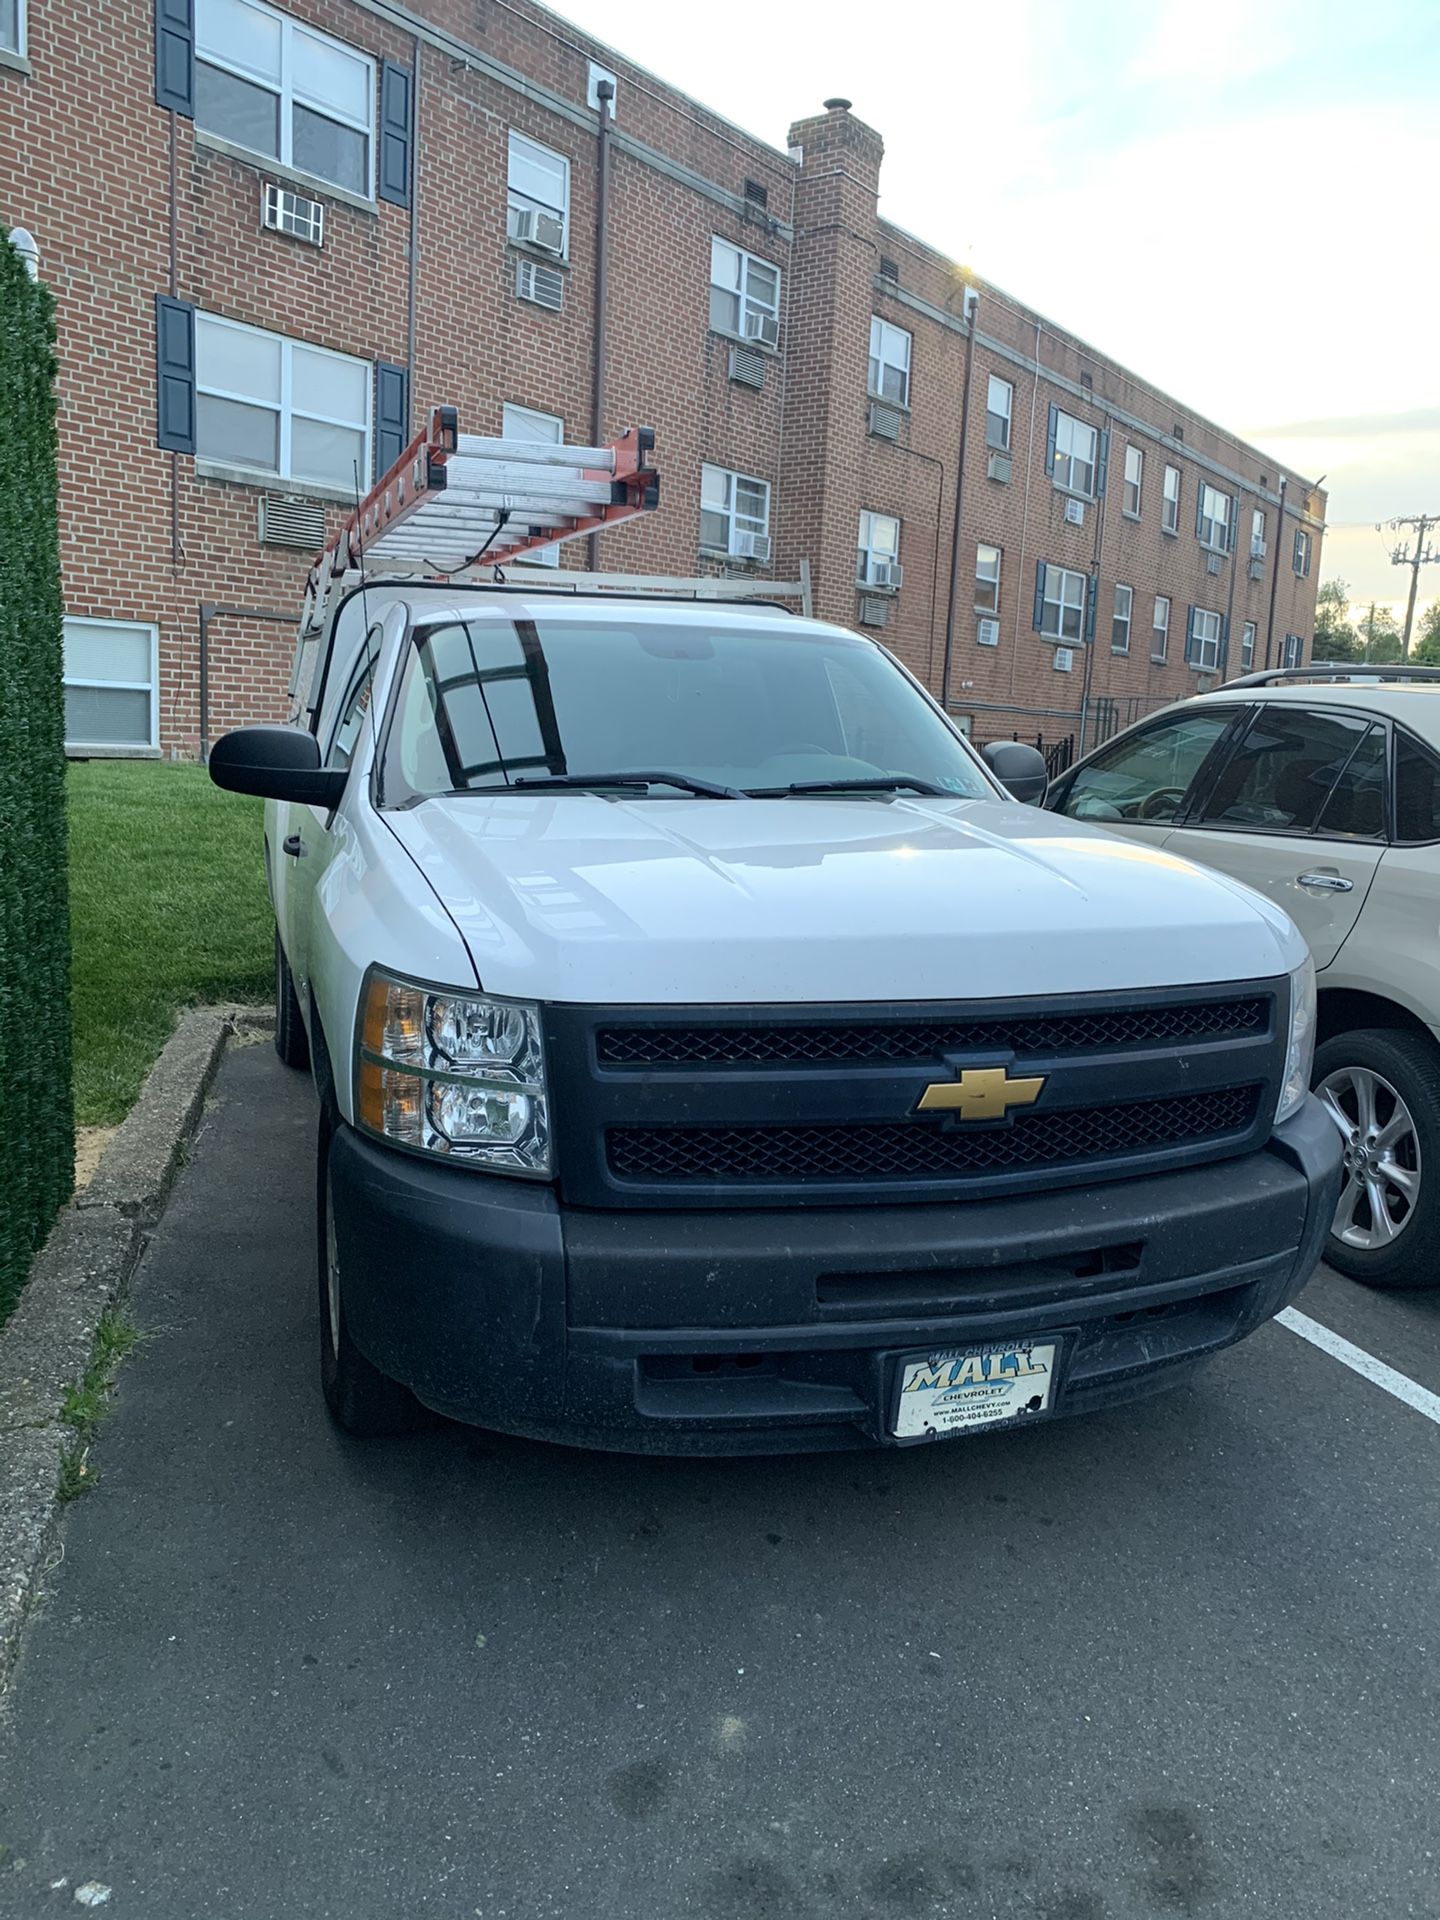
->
(587, 77, 615, 571)
(1263, 476, 1287, 669)
(940, 286, 978, 713)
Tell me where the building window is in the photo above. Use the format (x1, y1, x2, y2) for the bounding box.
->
(195, 312, 370, 490)
(700, 463, 770, 558)
(1123, 445, 1143, 517)
(868, 317, 911, 407)
(1051, 408, 1097, 497)
(1112, 584, 1133, 653)
(709, 238, 781, 346)
(1283, 632, 1303, 668)
(1039, 563, 1086, 642)
(1188, 606, 1222, 672)
(975, 543, 1002, 613)
(1162, 463, 1180, 535)
(1241, 620, 1256, 671)
(63, 617, 159, 754)
(1198, 482, 1232, 552)
(507, 130, 569, 255)
(1152, 595, 1170, 662)
(1293, 528, 1312, 577)
(502, 402, 563, 567)
(986, 375, 1013, 452)
(856, 511, 901, 589)
(0, 0, 24, 55)
(1251, 508, 1266, 558)
(195, 0, 375, 196)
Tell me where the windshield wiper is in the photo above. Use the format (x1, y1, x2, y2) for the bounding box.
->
(743, 777, 950, 797)
(510, 770, 743, 799)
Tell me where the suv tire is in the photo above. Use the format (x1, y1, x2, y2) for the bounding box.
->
(274, 928, 311, 1071)
(317, 1112, 420, 1434)
(1313, 1028, 1440, 1291)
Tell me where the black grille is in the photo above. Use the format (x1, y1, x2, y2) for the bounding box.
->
(608, 1086, 1259, 1185)
(597, 999, 1268, 1070)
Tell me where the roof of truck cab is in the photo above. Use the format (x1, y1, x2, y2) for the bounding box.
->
(390, 588, 863, 645)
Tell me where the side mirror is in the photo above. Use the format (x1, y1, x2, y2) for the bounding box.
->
(981, 739, 1049, 805)
(208, 726, 349, 809)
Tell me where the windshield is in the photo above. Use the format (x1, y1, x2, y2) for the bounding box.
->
(381, 613, 992, 802)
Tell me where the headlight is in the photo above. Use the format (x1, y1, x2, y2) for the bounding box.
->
(1275, 955, 1316, 1125)
(355, 968, 550, 1175)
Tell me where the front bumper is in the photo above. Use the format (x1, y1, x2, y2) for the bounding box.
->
(329, 1097, 1342, 1454)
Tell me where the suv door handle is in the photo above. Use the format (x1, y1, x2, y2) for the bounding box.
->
(1297, 870, 1352, 892)
(282, 833, 307, 858)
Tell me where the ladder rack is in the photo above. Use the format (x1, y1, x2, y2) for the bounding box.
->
(305, 406, 660, 628)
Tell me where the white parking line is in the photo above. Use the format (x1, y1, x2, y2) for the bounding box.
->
(1277, 1307, 1440, 1426)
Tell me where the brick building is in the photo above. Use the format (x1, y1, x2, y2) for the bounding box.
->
(0, 0, 1326, 760)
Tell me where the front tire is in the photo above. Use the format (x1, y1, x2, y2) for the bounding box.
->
(274, 928, 310, 1071)
(317, 1114, 420, 1434)
(1313, 1028, 1440, 1291)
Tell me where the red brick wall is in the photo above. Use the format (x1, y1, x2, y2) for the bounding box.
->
(0, 1, 1324, 758)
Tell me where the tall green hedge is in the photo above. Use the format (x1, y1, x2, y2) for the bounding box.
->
(0, 235, 73, 1321)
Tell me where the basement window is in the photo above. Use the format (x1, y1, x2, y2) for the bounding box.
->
(63, 617, 159, 754)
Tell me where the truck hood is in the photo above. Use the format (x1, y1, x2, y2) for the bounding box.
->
(382, 793, 1304, 1004)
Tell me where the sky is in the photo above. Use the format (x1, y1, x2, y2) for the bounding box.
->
(546, 0, 1440, 622)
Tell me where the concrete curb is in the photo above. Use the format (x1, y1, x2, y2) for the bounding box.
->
(0, 1005, 272, 1695)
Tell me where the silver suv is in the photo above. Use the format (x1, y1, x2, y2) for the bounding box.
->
(1047, 667, 1440, 1291)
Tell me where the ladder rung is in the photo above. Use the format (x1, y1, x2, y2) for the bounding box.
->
(453, 434, 620, 471)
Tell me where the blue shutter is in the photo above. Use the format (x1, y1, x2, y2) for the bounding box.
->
(1033, 560, 1047, 631)
(1219, 614, 1230, 677)
(378, 62, 413, 207)
(155, 0, 194, 115)
(1228, 493, 1239, 552)
(1195, 483, 1205, 540)
(373, 362, 410, 479)
(155, 295, 196, 453)
(1045, 403, 1058, 477)
(1096, 428, 1109, 498)
(1084, 574, 1097, 644)
(1184, 604, 1199, 666)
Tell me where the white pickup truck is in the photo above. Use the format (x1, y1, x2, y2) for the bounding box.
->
(210, 573, 1341, 1452)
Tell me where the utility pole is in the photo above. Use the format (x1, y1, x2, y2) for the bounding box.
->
(1364, 601, 1377, 661)
(1384, 513, 1440, 657)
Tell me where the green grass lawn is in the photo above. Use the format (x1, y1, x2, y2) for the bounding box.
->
(68, 762, 273, 1127)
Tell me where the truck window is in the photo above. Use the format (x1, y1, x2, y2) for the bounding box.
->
(381, 616, 992, 803)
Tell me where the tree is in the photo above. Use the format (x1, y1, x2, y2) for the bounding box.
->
(1312, 578, 1360, 662)
(1412, 600, 1440, 665)
(1358, 605, 1403, 663)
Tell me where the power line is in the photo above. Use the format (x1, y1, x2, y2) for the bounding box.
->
(1380, 512, 1440, 656)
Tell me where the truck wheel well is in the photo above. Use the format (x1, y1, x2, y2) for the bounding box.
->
(307, 991, 337, 1109)
(1316, 987, 1432, 1052)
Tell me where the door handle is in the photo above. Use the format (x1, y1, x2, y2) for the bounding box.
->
(1297, 871, 1352, 892)
(282, 833, 307, 858)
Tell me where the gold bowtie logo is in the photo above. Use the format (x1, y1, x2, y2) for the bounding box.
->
(916, 1065, 1047, 1121)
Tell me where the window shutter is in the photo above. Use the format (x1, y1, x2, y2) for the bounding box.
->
(1096, 428, 1109, 498)
(1084, 574, 1097, 644)
(155, 295, 196, 453)
(155, 0, 194, 115)
(1033, 559, 1046, 631)
(378, 61, 413, 207)
(1045, 404, 1058, 477)
(1195, 485, 1205, 540)
(1228, 494, 1239, 552)
(1219, 614, 1230, 676)
(373, 362, 409, 479)
(1183, 605, 1199, 665)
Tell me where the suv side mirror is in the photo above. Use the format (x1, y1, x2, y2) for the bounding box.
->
(209, 726, 349, 809)
(981, 740, 1049, 805)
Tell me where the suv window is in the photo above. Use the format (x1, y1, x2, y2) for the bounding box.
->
(1394, 730, 1440, 843)
(1313, 724, 1386, 838)
(1056, 710, 1234, 825)
(1196, 706, 1373, 834)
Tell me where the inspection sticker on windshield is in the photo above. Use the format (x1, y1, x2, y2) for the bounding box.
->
(893, 1341, 1059, 1438)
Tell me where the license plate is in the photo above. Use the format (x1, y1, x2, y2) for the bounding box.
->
(892, 1340, 1059, 1439)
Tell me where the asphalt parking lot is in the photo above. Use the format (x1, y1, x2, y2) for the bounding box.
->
(2, 1043, 1438, 1919)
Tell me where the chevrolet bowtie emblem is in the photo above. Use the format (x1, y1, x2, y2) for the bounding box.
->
(916, 1065, 1047, 1121)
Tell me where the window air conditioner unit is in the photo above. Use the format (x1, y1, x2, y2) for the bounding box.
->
(858, 594, 889, 629)
(728, 345, 766, 389)
(867, 558, 902, 591)
(258, 492, 327, 549)
(1206, 551, 1222, 575)
(515, 257, 564, 311)
(1063, 496, 1085, 526)
(1053, 647, 1074, 673)
(262, 183, 324, 246)
(1251, 537, 1267, 559)
(743, 309, 779, 349)
(977, 617, 1000, 647)
(510, 207, 565, 255)
(987, 452, 1012, 484)
(868, 400, 901, 441)
(732, 531, 771, 562)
